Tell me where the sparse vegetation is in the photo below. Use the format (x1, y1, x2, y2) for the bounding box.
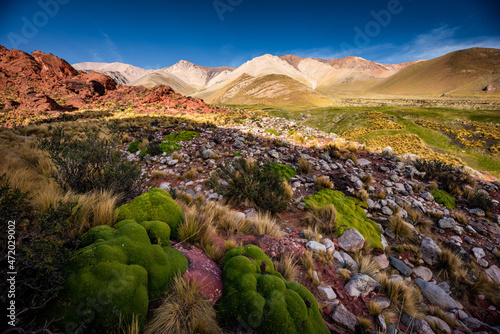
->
(315, 175, 334, 189)
(302, 204, 337, 235)
(298, 157, 312, 174)
(208, 158, 292, 213)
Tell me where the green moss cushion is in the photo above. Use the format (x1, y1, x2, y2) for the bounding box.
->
(117, 188, 184, 238)
(431, 189, 456, 209)
(270, 162, 296, 180)
(61, 220, 188, 331)
(304, 189, 382, 248)
(219, 245, 329, 334)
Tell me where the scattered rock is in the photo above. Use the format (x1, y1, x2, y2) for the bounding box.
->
(389, 257, 413, 276)
(344, 273, 381, 297)
(318, 286, 337, 300)
(420, 237, 442, 265)
(330, 304, 357, 332)
(306, 240, 327, 253)
(485, 265, 500, 284)
(338, 228, 365, 252)
(414, 266, 433, 281)
(415, 278, 463, 310)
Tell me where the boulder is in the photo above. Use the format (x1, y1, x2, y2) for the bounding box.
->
(413, 266, 433, 281)
(19, 87, 63, 112)
(172, 243, 223, 304)
(389, 257, 413, 276)
(318, 286, 337, 300)
(306, 240, 327, 253)
(485, 265, 500, 284)
(338, 228, 365, 252)
(344, 273, 381, 297)
(420, 237, 441, 265)
(400, 314, 435, 334)
(415, 278, 463, 310)
(330, 304, 357, 332)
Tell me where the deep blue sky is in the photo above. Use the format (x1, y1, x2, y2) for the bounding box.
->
(1, 0, 499, 69)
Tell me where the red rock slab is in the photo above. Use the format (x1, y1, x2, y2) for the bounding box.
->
(172, 243, 223, 304)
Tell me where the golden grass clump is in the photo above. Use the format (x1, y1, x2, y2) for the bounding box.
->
(387, 215, 414, 241)
(354, 254, 380, 277)
(151, 169, 170, 179)
(119, 314, 140, 334)
(301, 250, 315, 279)
(208, 202, 249, 235)
(247, 211, 282, 237)
(377, 190, 386, 199)
(454, 211, 467, 225)
(273, 254, 299, 282)
(424, 306, 459, 327)
(337, 268, 352, 282)
(172, 151, 184, 162)
(315, 175, 334, 190)
(178, 206, 215, 245)
(182, 167, 197, 180)
(293, 133, 306, 144)
(143, 276, 222, 334)
(298, 157, 312, 174)
(367, 301, 382, 315)
(356, 316, 372, 332)
(346, 152, 358, 164)
(428, 181, 438, 191)
(356, 189, 369, 202)
(360, 174, 374, 187)
(436, 248, 463, 279)
(302, 204, 337, 235)
(378, 273, 422, 318)
(138, 138, 149, 150)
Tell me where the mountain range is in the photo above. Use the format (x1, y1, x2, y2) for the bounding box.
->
(73, 48, 500, 106)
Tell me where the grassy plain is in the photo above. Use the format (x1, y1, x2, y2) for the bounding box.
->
(224, 104, 500, 178)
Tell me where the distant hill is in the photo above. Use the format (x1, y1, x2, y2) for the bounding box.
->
(205, 73, 334, 106)
(72, 48, 500, 105)
(372, 48, 500, 97)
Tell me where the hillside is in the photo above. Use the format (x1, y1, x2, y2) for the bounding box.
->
(373, 48, 500, 97)
(130, 72, 196, 95)
(205, 73, 334, 106)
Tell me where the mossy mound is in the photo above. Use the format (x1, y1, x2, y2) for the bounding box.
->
(265, 129, 280, 136)
(127, 141, 140, 153)
(162, 130, 200, 143)
(270, 162, 296, 180)
(117, 188, 184, 238)
(219, 245, 329, 334)
(431, 189, 456, 209)
(304, 189, 382, 248)
(60, 220, 188, 332)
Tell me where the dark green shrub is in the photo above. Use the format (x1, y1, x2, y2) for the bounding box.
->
(39, 127, 142, 197)
(208, 158, 291, 213)
(414, 160, 468, 193)
(127, 140, 140, 153)
(466, 189, 493, 211)
(0, 178, 76, 331)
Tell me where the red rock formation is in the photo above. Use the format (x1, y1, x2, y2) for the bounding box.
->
(172, 243, 223, 304)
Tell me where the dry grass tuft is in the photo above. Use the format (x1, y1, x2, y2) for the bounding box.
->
(428, 181, 438, 191)
(298, 157, 312, 174)
(424, 306, 459, 327)
(293, 133, 306, 144)
(415, 219, 432, 234)
(302, 204, 337, 235)
(273, 254, 299, 282)
(248, 211, 282, 237)
(367, 301, 382, 315)
(143, 276, 222, 334)
(356, 189, 369, 202)
(356, 316, 372, 332)
(378, 273, 422, 318)
(346, 152, 358, 164)
(454, 211, 467, 225)
(120, 314, 140, 334)
(151, 169, 170, 179)
(387, 215, 414, 241)
(301, 250, 315, 280)
(337, 268, 351, 282)
(354, 254, 380, 277)
(377, 190, 387, 199)
(172, 151, 184, 162)
(360, 174, 374, 187)
(436, 248, 463, 280)
(182, 167, 197, 180)
(315, 175, 333, 190)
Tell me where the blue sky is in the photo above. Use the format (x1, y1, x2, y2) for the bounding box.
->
(1, 0, 499, 69)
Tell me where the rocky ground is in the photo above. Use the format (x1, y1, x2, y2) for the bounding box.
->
(119, 113, 500, 333)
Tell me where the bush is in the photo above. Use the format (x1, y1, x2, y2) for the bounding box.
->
(128, 141, 140, 153)
(465, 188, 493, 211)
(208, 158, 291, 213)
(0, 179, 75, 331)
(39, 127, 142, 197)
(414, 160, 468, 193)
